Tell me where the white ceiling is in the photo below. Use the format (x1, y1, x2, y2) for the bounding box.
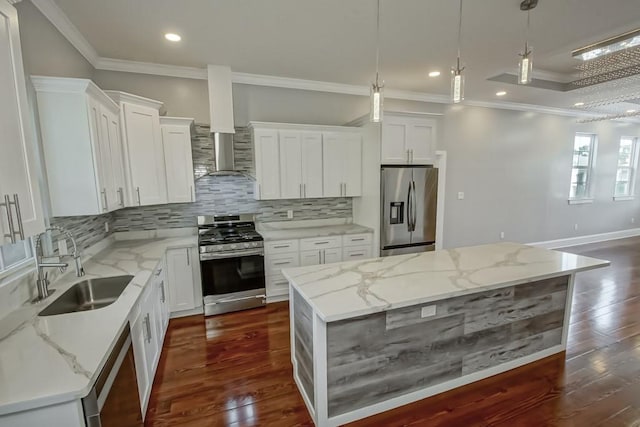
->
(51, 0, 640, 110)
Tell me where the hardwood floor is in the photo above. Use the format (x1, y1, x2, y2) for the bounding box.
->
(145, 237, 640, 426)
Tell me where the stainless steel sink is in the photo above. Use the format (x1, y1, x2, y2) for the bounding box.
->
(38, 275, 134, 316)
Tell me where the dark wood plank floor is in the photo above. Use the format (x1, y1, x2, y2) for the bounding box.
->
(145, 238, 640, 426)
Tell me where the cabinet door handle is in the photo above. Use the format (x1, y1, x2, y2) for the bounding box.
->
(12, 194, 24, 241)
(304, 183, 307, 198)
(1, 195, 17, 243)
(186, 248, 190, 265)
(136, 187, 141, 206)
(350, 252, 365, 257)
(315, 241, 330, 245)
(190, 185, 194, 202)
(351, 238, 365, 241)
(101, 189, 108, 211)
(118, 187, 124, 207)
(274, 261, 291, 266)
(159, 281, 166, 303)
(321, 249, 325, 264)
(145, 313, 152, 343)
(273, 245, 290, 249)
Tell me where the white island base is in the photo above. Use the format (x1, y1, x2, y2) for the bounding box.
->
(283, 242, 609, 426)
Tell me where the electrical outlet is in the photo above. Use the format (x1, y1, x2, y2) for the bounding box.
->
(287, 210, 294, 219)
(574, 224, 579, 231)
(105, 221, 109, 233)
(457, 192, 465, 200)
(421, 305, 437, 318)
(500, 231, 505, 240)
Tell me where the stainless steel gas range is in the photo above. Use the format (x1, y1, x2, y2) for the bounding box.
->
(198, 214, 266, 316)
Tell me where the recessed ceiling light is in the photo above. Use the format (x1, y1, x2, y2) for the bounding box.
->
(428, 71, 441, 78)
(627, 109, 637, 113)
(164, 33, 181, 42)
(496, 91, 507, 97)
(574, 102, 585, 107)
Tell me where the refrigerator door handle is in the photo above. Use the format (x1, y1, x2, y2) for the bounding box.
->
(411, 181, 417, 232)
(407, 180, 413, 232)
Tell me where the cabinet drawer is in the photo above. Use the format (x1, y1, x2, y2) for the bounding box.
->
(265, 239, 299, 255)
(266, 274, 290, 297)
(300, 250, 321, 266)
(342, 233, 372, 247)
(265, 253, 300, 276)
(300, 236, 341, 251)
(343, 245, 372, 261)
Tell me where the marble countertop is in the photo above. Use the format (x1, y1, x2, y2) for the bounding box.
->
(282, 242, 610, 322)
(0, 236, 196, 415)
(257, 223, 373, 241)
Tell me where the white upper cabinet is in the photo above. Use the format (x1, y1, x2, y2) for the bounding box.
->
(160, 117, 195, 204)
(0, 2, 45, 243)
(279, 130, 303, 199)
(381, 114, 437, 165)
(32, 76, 124, 216)
(300, 131, 324, 198)
(251, 123, 361, 200)
(278, 130, 324, 199)
(106, 91, 166, 207)
(323, 132, 362, 197)
(253, 128, 281, 200)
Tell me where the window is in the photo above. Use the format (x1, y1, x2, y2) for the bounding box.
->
(614, 136, 639, 198)
(0, 239, 34, 278)
(569, 133, 597, 200)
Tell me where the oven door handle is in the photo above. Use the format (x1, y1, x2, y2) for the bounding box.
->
(200, 249, 264, 260)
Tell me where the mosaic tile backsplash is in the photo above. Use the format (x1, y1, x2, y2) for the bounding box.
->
(55, 124, 353, 236)
(49, 212, 115, 252)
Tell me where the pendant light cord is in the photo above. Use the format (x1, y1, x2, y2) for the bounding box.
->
(456, 0, 463, 69)
(375, 0, 381, 85)
(525, 9, 530, 53)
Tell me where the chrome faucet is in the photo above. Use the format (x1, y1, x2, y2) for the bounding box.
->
(33, 225, 85, 301)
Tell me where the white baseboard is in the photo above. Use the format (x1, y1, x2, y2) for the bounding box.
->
(267, 294, 289, 304)
(170, 306, 204, 319)
(528, 227, 640, 249)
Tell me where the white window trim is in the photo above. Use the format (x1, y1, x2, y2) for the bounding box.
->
(568, 132, 597, 203)
(568, 198, 594, 205)
(613, 136, 639, 198)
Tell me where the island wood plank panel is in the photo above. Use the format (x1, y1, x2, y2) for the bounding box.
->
(292, 289, 315, 406)
(326, 276, 568, 417)
(145, 237, 640, 427)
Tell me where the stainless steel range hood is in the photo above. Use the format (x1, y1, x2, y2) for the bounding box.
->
(213, 132, 236, 173)
(208, 65, 241, 175)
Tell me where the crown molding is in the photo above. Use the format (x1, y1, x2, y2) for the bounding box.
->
(95, 57, 208, 80)
(30, 75, 119, 111)
(159, 116, 195, 126)
(30, 0, 98, 66)
(30, 0, 640, 124)
(104, 90, 164, 110)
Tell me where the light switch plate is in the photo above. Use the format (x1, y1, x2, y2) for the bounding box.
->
(287, 210, 294, 219)
(457, 192, 465, 200)
(421, 305, 437, 318)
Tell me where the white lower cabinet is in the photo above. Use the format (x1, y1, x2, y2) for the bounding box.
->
(264, 232, 373, 301)
(165, 247, 200, 316)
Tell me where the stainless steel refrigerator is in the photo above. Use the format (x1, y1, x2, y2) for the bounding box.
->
(381, 165, 438, 257)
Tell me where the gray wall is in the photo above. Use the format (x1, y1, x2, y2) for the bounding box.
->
(15, 0, 94, 79)
(441, 105, 640, 247)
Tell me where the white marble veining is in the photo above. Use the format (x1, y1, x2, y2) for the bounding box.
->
(282, 242, 610, 322)
(0, 236, 196, 415)
(257, 220, 372, 241)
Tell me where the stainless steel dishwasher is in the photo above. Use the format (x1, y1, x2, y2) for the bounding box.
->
(82, 325, 143, 426)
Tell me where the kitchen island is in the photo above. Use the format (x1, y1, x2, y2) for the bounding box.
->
(282, 242, 609, 427)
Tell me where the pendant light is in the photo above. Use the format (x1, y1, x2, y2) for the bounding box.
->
(518, 0, 537, 85)
(370, 0, 384, 122)
(451, 0, 465, 103)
